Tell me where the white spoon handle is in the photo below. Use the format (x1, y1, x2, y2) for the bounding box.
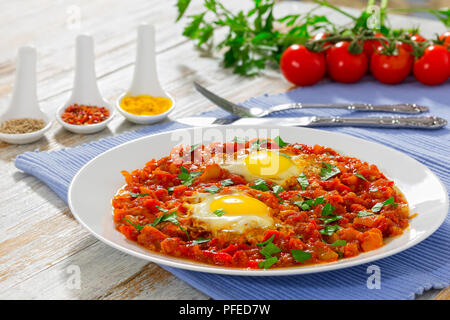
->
(128, 23, 165, 97)
(70, 34, 104, 105)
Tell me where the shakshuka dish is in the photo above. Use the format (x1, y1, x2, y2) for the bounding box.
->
(112, 137, 411, 269)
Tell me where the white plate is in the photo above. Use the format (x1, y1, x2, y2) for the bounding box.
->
(68, 126, 448, 276)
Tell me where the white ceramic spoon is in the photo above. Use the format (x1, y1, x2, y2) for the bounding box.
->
(116, 23, 175, 124)
(0, 46, 51, 144)
(56, 34, 114, 134)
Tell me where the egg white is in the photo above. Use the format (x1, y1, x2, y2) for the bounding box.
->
(189, 191, 274, 235)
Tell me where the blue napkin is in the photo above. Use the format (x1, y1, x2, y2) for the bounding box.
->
(15, 78, 450, 300)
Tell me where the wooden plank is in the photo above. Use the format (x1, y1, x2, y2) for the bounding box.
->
(435, 287, 450, 300)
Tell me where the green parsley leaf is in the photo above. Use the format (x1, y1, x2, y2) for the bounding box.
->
(272, 184, 284, 195)
(220, 179, 234, 186)
(313, 196, 326, 206)
(329, 240, 347, 247)
(319, 225, 342, 236)
(250, 178, 270, 191)
(232, 137, 248, 144)
(190, 144, 201, 152)
(274, 136, 289, 147)
(192, 238, 211, 245)
(319, 215, 342, 225)
(294, 196, 325, 211)
(213, 209, 226, 217)
(155, 205, 169, 213)
(355, 172, 368, 182)
(152, 211, 190, 240)
(297, 173, 309, 190)
(321, 202, 335, 216)
(372, 197, 398, 212)
(204, 185, 222, 194)
(291, 249, 312, 263)
(167, 187, 174, 193)
(256, 234, 275, 247)
(357, 211, 374, 217)
(178, 166, 202, 186)
(251, 139, 267, 150)
(124, 218, 144, 231)
(259, 242, 281, 258)
(320, 162, 341, 181)
(256, 234, 281, 269)
(129, 192, 149, 198)
(258, 256, 278, 269)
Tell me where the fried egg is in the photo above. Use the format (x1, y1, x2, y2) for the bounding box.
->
(190, 191, 274, 235)
(218, 149, 321, 185)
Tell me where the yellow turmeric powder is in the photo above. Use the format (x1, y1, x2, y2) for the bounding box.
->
(120, 95, 172, 115)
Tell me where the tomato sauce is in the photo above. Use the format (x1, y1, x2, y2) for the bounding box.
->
(112, 139, 410, 269)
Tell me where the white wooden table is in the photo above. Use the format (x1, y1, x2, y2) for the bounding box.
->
(0, 0, 448, 300)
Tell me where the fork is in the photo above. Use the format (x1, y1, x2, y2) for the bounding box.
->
(193, 81, 429, 117)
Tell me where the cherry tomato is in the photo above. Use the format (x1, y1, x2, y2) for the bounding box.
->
(280, 44, 326, 86)
(363, 32, 386, 58)
(413, 45, 449, 86)
(402, 33, 426, 53)
(326, 41, 368, 83)
(370, 45, 412, 84)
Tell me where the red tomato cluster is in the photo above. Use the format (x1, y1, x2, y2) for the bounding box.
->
(280, 33, 450, 87)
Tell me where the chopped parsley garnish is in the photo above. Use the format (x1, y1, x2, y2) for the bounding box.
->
(319, 215, 342, 225)
(256, 235, 280, 269)
(213, 209, 226, 217)
(297, 173, 309, 190)
(152, 209, 190, 240)
(178, 166, 203, 186)
(272, 185, 284, 200)
(220, 179, 234, 186)
(321, 202, 335, 216)
(319, 202, 341, 224)
(258, 256, 278, 269)
(329, 240, 347, 247)
(129, 192, 149, 198)
(294, 196, 324, 211)
(192, 238, 211, 245)
(251, 139, 267, 150)
(355, 172, 368, 182)
(357, 211, 374, 217)
(250, 178, 270, 191)
(232, 137, 248, 144)
(204, 185, 222, 194)
(190, 144, 201, 152)
(320, 162, 341, 181)
(155, 205, 168, 213)
(319, 225, 342, 236)
(167, 187, 174, 193)
(274, 136, 289, 147)
(124, 218, 145, 231)
(371, 197, 398, 212)
(291, 249, 312, 263)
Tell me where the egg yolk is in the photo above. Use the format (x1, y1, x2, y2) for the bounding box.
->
(244, 150, 293, 178)
(209, 194, 269, 217)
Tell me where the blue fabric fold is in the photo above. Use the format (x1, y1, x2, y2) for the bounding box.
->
(15, 78, 450, 299)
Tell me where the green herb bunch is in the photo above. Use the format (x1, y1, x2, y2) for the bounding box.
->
(176, 0, 449, 76)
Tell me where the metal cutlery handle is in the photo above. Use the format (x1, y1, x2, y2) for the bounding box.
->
(275, 103, 428, 114)
(310, 116, 446, 129)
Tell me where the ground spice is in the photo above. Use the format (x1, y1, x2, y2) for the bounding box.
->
(61, 104, 110, 125)
(120, 95, 172, 115)
(0, 118, 46, 134)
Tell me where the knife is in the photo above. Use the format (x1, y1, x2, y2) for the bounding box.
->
(176, 116, 447, 129)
